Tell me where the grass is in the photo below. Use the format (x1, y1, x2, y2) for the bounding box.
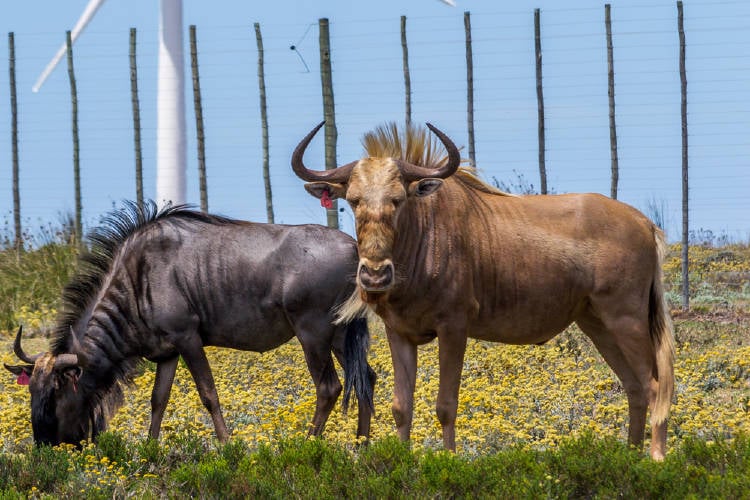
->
(1, 314, 748, 497)
(663, 243, 750, 314)
(0, 433, 748, 498)
(0, 223, 749, 496)
(0, 217, 78, 332)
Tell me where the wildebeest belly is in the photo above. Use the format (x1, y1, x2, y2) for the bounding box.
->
(469, 286, 588, 345)
(468, 315, 575, 345)
(460, 249, 592, 344)
(200, 307, 298, 353)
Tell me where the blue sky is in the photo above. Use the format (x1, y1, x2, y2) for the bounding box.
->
(0, 0, 748, 242)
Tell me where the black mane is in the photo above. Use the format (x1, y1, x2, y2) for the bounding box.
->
(51, 201, 236, 354)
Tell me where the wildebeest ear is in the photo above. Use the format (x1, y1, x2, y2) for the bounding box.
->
(408, 178, 444, 197)
(304, 182, 346, 200)
(4, 363, 33, 385)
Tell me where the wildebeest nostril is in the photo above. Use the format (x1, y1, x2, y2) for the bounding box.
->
(358, 263, 394, 291)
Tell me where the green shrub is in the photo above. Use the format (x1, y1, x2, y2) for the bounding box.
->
(172, 457, 232, 498)
(163, 431, 210, 467)
(547, 432, 640, 498)
(0, 487, 24, 499)
(95, 431, 129, 466)
(472, 445, 550, 497)
(0, 433, 748, 497)
(0, 454, 20, 491)
(17, 445, 70, 493)
(134, 437, 163, 467)
(420, 449, 486, 497)
(220, 439, 249, 469)
(355, 436, 418, 497)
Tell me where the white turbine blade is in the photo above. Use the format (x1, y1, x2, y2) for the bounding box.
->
(438, 0, 457, 6)
(32, 0, 108, 92)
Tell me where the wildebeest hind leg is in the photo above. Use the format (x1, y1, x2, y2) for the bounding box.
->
(148, 356, 178, 440)
(300, 338, 342, 437)
(577, 312, 652, 453)
(436, 328, 468, 452)
(178, 336, 230, 442)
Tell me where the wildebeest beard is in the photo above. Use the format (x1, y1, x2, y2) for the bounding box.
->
(30, 385, 59, 445)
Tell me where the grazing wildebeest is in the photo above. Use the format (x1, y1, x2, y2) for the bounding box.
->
(291, 122, 675, 459)
(4, 202, 375, 447)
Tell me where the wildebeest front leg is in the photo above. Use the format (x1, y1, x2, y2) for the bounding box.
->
(436, 328, 468, 451)
(386, 327, 417, 443)
(178, 337, 230, 442)
(148, 356, 178, 440)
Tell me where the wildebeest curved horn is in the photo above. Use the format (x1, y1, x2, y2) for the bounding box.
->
(291, 121, 358, 183)
(13, 326, 41, 364)
(53, 353, 79, 370)
(398, 123, 462, 182)
(69, 326, 83, 353)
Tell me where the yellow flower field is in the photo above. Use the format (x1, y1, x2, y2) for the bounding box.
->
(2, 316, 748, 456)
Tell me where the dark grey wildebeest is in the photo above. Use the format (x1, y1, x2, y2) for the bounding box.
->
(4, 202, 375, 446)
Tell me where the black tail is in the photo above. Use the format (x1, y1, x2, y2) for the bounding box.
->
(342, 317, 375, 414)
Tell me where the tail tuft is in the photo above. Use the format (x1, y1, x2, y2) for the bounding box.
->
(650, 228, 675, 425)
(342, 317, 375, 414)
(334, 290, 375, 325)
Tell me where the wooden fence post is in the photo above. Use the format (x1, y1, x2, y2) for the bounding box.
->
(255, 23, 274, 223)
(605, 4, 619, 200)
(8, 32, 22, 252)
(677, 1, 690, 311)
(129, 28, 144, 208)
(464, 11, 476, 168)
(189, 25, 208, 213)
(319, 18, 339, 229)
(401, 16, 412, 128)
(534, 9, 547, 194)
(66, 31, 82, 242)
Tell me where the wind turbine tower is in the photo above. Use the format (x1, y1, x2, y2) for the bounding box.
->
(33, 0, 187, 207)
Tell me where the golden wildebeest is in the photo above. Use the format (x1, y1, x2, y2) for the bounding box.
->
(291, 121, 675, 460)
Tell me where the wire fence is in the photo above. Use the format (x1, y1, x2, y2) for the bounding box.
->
(0, 3, 748, 245)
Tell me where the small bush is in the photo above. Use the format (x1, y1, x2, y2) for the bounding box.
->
(420, 449, 485, 497)
(163, 431, 210, 467)
(0, 433, 749, 497)
(172, 457, 231, 498)
(134, 437, 163, 466)
(95, 431, 129, 466)
(17, 445, 70, 493)
(547, 432, 640, 498)
(0, 454, 20, 491)
(220, 439, 249, 469)
(355, 437, 418, 497)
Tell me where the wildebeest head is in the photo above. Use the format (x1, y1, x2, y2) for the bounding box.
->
(4, 326, 92, 447)
(292, 122, 460, 298)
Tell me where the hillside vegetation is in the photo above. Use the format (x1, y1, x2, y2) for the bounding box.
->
(0, 228, 748, 497)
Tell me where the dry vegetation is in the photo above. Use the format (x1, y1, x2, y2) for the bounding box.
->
(2, 313, 748, 455)
(0, 231, 748, 496)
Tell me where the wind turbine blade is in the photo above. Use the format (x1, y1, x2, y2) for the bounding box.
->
(438, 0, 457, 6)
(32, 0, 108, 92)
